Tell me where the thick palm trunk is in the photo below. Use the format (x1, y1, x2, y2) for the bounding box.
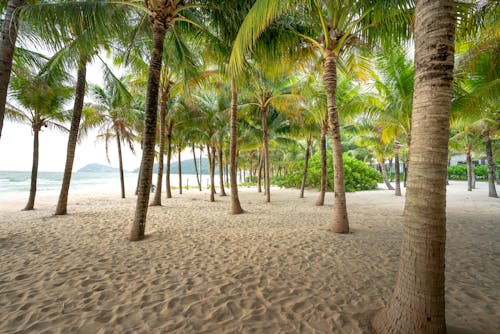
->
(129, 22, 166, 241)
(323, 52, 349, 233)
(229, 77, 243, 213)
(218, 145, 227, 196)
(380, 159, 394, 190)
(152, 90, 167, 206)
(394, 149, 401, 196)
(261, 106, 270, 202)
(371, 1, 454, 332)
(192, 144, 202, 191)
(483, 131, 498, 197)
(0, 0, 25, 140)
(116, 127, 125, 199)
(300, 138, 312, 198)
(465, 146, 475, 191)
(55, 56, 87, 215)
(207, 144, 216, 202)
(24, 126, 40, 210)
(165, 122, 173, 198)
(316, 121, 327, 206)
(178, 146, 182, 194)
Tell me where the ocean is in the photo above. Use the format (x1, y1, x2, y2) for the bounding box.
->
(0, 171, 213, 200)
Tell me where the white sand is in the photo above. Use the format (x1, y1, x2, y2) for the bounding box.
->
(0, 182, 499, 333)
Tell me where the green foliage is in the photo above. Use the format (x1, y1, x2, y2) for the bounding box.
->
(271, 152, 381, 192)
(448, 164, 497, 181)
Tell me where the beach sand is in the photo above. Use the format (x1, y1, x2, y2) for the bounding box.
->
(0, 182, 499, 333)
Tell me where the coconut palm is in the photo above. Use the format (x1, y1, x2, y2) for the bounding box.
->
(371, 0, 455, 332)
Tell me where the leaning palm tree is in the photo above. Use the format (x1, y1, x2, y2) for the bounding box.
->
(230, 0, 412, 233)
(371, 0, 455, 332)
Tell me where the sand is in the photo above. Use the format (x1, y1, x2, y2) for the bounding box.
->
(0, 181, 499, 333)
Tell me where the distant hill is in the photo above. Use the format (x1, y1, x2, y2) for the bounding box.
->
(77, 163, 121, 173)
(134, 158, 219, 175)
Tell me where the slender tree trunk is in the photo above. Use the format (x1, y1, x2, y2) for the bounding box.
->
(152, 86, 168, 206)
(0, 0, 25, 140)
(483, 131, 498, 197)
(261, 106, 271, 202)
(165, 122, 173, 198)
(178, 146, 182, 194)
(135, 162, 142, 196)
(257, 149, 263, 193)
(55, 56, 88, 215)
(372, 1, 454, 332)
(129, 22, 166, 241)
(116, 127, 125, 199)
(199, 146, 203, 188)
(218, 145, 227, 196)
(192, 144, 202, 191)
(300, 138, 312, 198)
(207, 144, 216, 202)
(465, 145, 474, 191)
(323, 52, 349, 233)
(380, 160, 394, 190)
(229, 77, 243, 213)
(394, 149, 401, 196)
(403, 161, 408, 188)
(316, 120, 327, 206)
(24, 125, 40, 210)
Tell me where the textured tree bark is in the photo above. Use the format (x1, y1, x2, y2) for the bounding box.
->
(0, 0, 25, 140)
(116, 126, 126, 199)
(165, 121, 173, 198)
(178, 146, 182, 194)
(218, 145, 227, 196)
(257, 149, 263, 193)
(129, 20, 167, 241)
(261, 105, 270, 203)
(380, 159, 395, 190)
(316, 120, 327, 206)
(24, 124, 40, 211)
(394, 149, 401, 196)
(207, 144, 216, 202)
(55, 56, 87, 215)
(152, 85, 168, 206)
(465, 145, 474, 191)
(371, 0, 454, 332)
(483, 131, 498, 197)
(323, 52, 349, 233)
(192, 144, 202, 191)
(300, 138, 312, 198)
(229, 77, 243, 213)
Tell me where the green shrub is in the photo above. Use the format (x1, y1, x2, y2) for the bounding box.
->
(447, 164, 496, 180)
(271, 152, 380, 192)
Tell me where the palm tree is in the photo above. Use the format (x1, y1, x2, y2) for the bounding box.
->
(6, 56, 72, 210)
(371, 0, 455, 332)
(0, 0, 26, 140)
(230, 0, 412, 232)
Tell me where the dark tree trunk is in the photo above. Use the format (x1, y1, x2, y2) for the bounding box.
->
(199, 146, 203, 188)
(229, 78, 243, 213)
(257, 149, 263, 193)
(394, 149, 401, 196)
(55, 56, 88, 215)
(218, 145, 227, 196)
(192, 144, 202, 191)
(24, 124, 40, 210)
(129, 22, 166, 241)
(465, 146, 474, 191)
(165, 121, 173, 198)
(152, 84, 168, 206)
(0, 0, 25, 140)
(207, 144, 216, 202)
(300, 138, 312, 198)
(116, 126, 125, 199)
(380, 160, 394, 190)
(135, 162, 141, 196)
(261, 105, 271, 202)
(316, 120, 327, 206)
(403, 161, 408, 188)
(483, 131, 498, 197)
(178, 146, 182, 194)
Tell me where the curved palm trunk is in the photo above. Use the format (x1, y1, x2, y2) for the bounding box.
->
(0, 0, 25, 140)
(316, 120, 327, 206)
(165, 121, 173, 198)
(192, 144, 202, 191)
(380, 159, 394, 190)
(229, 77, 243, 214)
(207, 144, 216, 202)
(394, 148, 401, 196)
(24, 124, 40, 210)
(323, 52, 349, 233)
(55, 56, 87, 215)
(372, 1, 454, 332)
(300, 138, 312, 198)
(218, 145, 227, 196)
(465, 145, 474, 191)
(261, 105, 270, 202)
(483, 131, 498, 197)
(129, 22, 167, 241)
(152, 90, 167, 206)
(178, 146, 182, 194)
(115, 127, 125, 199)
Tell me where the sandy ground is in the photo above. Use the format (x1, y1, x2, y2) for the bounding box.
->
(0, 182, 499, 334)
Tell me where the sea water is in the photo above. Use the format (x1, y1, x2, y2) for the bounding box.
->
(0, 171, 213, 200)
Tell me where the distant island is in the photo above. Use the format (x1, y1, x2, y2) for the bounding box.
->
(134, 158, 218, 175)
(77, 163, 122, 173)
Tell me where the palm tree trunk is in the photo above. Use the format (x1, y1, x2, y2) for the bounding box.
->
(192, 144, 202, 191)
(129, 22, 166, 241)
(380, 159, 394, 190)
(394, 149, 401, 196)
(207, 144, 216, 202)
(300, 138, 312, 199)
(323, 52, 349, 233)
(152, 88, 168, 206)
(465, 145, 474, 191)
(55, 55, 88, 215)
(316, 120, 327, 206)
(257, 149, 263, 193)
(372, 1, 454, 332)
(0, 0, 25, 140)
(218, 145, 227, 196)
(261, 106, 270, 203)
(229, 77, 243, 214)
(483, 131, 498, 197)
(199, 145, 203, 187)
(178, 146, 182, 194)
(165, 122, 173, 198)
(24, 125, 40, 211)
(116, 127, 125, 199)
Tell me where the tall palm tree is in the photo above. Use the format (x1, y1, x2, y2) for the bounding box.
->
(371, 0, 455, 332)
(230, 0, 412, 232)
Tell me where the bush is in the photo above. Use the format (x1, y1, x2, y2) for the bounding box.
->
(271, 152, 381, 192)
(447, 164, 495, 181)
